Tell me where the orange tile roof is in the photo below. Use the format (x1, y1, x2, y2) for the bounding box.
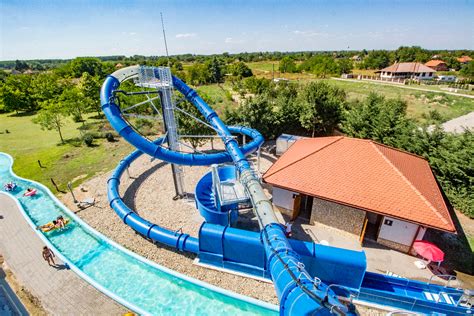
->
(263, 137, 455, 232)
(457, 56, 472, 63)
(380, 62, 436, 73)
(425, 60, 446, 67)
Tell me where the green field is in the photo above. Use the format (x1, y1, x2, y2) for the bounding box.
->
(195, 84, 237, 113)
(0, 113, 133, 192)
(327, 79, 474, 122)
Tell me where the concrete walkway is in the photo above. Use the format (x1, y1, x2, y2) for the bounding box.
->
(0, 194, 127, 315)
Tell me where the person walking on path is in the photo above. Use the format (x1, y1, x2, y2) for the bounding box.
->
(42, 246, 56, 266)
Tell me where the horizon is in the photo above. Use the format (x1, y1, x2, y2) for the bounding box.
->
(1, 0, 473, 60)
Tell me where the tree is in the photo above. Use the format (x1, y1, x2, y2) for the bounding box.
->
(341, 93, 413, 148)
(69, 57, 103, 77)
(177, 96, 213, 149)
(394, 46, 430, 63)
(32, 100, 68, 143)
(299, 55, 341, 78)
(279, 56, 297, 73)
(225, 95, 278, 139)
(78, 73, 101, 116)
(460, 61, 474, 79)
(207, 57, 224, 83)
(228, 62, 253, 78)
(186, 63, 211, 85)
(299, 82, 346, 137)
(60, 86, 88, 123)
(0, 75, 36, 113)
(361, 50, 391, 69)
(31, 73, 64, 104)
(337, 58, 353, 74)
(14, 60, 29, 72)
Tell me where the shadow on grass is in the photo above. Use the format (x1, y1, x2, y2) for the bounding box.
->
(7, 111, 37, 117)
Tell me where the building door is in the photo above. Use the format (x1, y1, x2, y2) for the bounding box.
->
(298, 195, 313, 221)
(291, 195, 301, 220)
(363, 212, 383, 241)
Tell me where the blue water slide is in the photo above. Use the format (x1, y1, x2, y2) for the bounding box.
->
(101, 66, 353, 315)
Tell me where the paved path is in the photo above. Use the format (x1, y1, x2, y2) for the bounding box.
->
(332, 77, 474, 99)
(440, 111, 474, 133)
(0, 194, 127, 316)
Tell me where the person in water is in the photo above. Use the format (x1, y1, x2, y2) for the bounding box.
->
(38, 220, 58, 231)
(56, 216, 65, 229)
(42, 246, 56, 266)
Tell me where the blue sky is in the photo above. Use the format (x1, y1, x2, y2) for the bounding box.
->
(1, 0, 473, 60)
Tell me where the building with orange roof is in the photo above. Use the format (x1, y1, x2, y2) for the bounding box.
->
(425, 60, 448, 71)
(377, 62, 436, 80)
(263, 136, 456, 253)
(457, 56, 472, 64)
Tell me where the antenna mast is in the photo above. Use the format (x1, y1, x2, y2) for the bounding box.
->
(160, 12, 170, 66)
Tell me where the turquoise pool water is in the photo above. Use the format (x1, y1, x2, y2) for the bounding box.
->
(0, 153, 278, 315)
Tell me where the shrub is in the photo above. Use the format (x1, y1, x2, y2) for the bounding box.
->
(105, 132, 115, 142)
(83, 133, 94, 147)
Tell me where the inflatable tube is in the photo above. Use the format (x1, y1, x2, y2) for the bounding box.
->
(3, 182, 16, 191)
(23, 189, 37, 196)
(39, 218, 70, 232)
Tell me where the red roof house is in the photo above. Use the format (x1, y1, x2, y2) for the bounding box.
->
(264, 137, 456, 252)
(377, 62, 436, 80)
(457, 56, 472, 64)
(425, 60, 448, 71)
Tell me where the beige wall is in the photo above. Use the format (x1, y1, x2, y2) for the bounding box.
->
(310, 197, 366, 236)
(378, 238, 411, 253)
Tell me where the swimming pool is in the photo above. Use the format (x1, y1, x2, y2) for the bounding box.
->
(0, 153, 278, 315)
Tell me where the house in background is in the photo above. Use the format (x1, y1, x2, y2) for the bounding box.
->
(377, 62, 436, 80)
(457, 56, 472, 64)
(263, 137, 456, 253)
(425, 60, 448, 71)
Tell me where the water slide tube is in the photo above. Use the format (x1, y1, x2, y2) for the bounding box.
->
(101, 66, 353, 315)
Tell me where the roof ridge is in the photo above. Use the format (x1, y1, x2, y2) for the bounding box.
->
(372, 141, 427, 160)
(264, 136, 344, 178)
(370, 142, 450, 228)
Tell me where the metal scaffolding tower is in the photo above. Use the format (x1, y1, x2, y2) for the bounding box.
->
(137, 66, 186, 199)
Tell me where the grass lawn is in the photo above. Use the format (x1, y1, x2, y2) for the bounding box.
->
(0, 113, 133, 193)
(246, 61, 316, 81)
(326, 79, 474, 122)
(194, 83, 237, 113)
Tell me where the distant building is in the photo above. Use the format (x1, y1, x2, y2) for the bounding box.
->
(351, 55, 362, 62)
(377, 62, 436, 80)
(115, 63, 124, 69)
(457, 56, 472, 64)
(425, 60, 448, 71)
(263, 137, 456, 253)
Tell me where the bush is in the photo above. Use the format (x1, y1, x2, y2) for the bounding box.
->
(105, 132, 115, 142)
(83, 133, 94, 147)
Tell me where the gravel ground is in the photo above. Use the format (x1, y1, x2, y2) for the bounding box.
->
(60, 141, 279, 305)
(59, 140, 385, 314)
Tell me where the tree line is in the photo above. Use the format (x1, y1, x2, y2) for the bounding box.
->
(224, 78, 473, 218)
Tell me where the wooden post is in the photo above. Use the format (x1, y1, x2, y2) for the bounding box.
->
(359, 217, 368, 245)
(292, 195, 301, 220)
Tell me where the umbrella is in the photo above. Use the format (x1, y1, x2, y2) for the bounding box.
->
(413, 240, 444, 265)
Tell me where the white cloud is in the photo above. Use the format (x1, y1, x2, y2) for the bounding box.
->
(176, 33, 197, 38)
(224, 37, 245, 44)
(121, 32, 137, 36)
